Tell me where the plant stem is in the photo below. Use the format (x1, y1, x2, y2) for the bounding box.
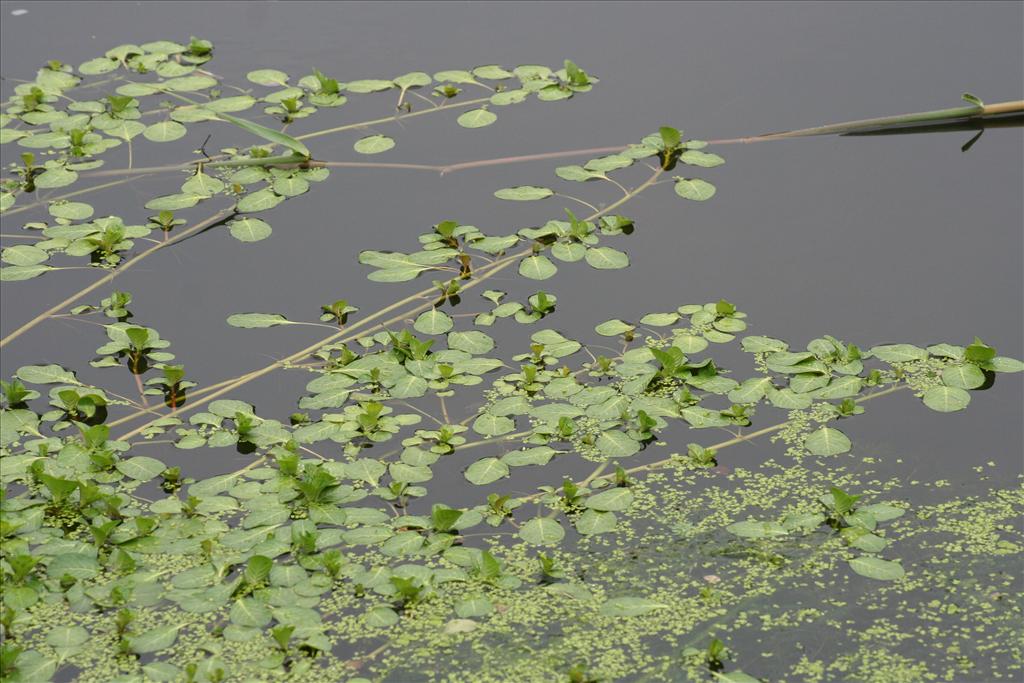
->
(0, 208, 234, 349)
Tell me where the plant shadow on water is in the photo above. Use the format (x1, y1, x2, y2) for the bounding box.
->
(0, 5, 1022, 683)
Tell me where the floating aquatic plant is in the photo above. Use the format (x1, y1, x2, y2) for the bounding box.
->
(1, 39, 1021, 682)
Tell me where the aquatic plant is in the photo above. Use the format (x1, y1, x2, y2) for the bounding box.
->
(1, 39, 1021, 682)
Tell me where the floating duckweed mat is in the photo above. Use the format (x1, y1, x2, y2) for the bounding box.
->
(1, 38, 1021, 682)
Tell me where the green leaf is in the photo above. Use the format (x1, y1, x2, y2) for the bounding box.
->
(659, 127, 681, 150)
(870, 344, 928, 363)
(47, 201, 94, 221)
(353, 135, 395, 154)
(228, 217, 273, 242)
(45, 625, 89, 649)
(129, 624, 180, 654)
(961, 92, 984, 107)
(728, 377, 773, 404)
(584, 247, 629, 270)
(848, 555, 905, 581)
(143, 120, 187, 142)
(457, 108, 497, 128)
(144, 193, 204, 211)
(595, 430, 640, 457)
(414, 309, 454, 335)
(230, 598, 272, 627)
(741, 336, 789, 353)
(115, 456, 166, 481)
(494, 186, 553, 201)
(922, 385, 970, 412)
(464, 457, 509, 485)
(673, 178, 716, 201)
(679, 150, 725, 167)
(246, 69, 289, 86)
(585, 488, 634, 512)
(2, 245, 48, 267)
(726, 520, 790, 539)
(940, 364, 985, 390)
(345, 79, 395, 93)
(161, 75, 218, 92)
(519, 517, 565, 546)
(595, 319, 635, 336)
(226, 313, 292, 328)
(599, 596, 668, 617)
(236, 188, 284, 213)
(218, 113, 310, 158)
(34, 167, 78, 189)
(575, 509, 617, 535)
(448, 330, 495, 354)
(16, 364, 78, 385)
(454, 594, 493, 617)
(519, 255, 557, 280)
(365, 605, 399, 627)
(272, 176, 309, 197)
(804, 427, 852, 456)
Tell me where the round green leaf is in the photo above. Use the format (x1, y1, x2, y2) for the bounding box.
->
(804, 427, 852, 456)
(849, 555, 905, 581)
(518, 517, 564, 546)
(48, 201, 94, 220)
(494, 186, 553, 201)
(236, 189, 284, 213)
(585, 488, 634, 512)
(353, 135, 396, 155)
(673, 178, 716, 201)
(519, 255, 557, 280)
(2, 245, 48, 266)
(457, 108, 497, 128)
(448, 330, 495, 354)
(226, 312, 291, 328)
(922, 385, 970, 412)
(116, 456, 166, 481)
(129, 624, 180, 654)
(246, 69, 289, 86)
(940, 364, 985, 390)
(143, 120, 187, 142)
(595, 319, 634, 336)
(464, 457, 510, 485)
(585, 247, 629, 270)
(228, 217, 273, 242)
(414, 309, 454, 335)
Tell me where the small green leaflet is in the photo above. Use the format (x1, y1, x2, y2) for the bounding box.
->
(518, 517, 564, 545)
(804, 427, 852, 456)
(354, 135, 395, 154)
(922, 385, 971, 412)
(457, 108, 497, 128)
(228, 217, 272, 242)
(494, 186, 553, 201)
(226, 313, 293, 328)
(464, 457, 509, 485)
(674, 178, 716, 201)
(849, 555, 905, 581)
